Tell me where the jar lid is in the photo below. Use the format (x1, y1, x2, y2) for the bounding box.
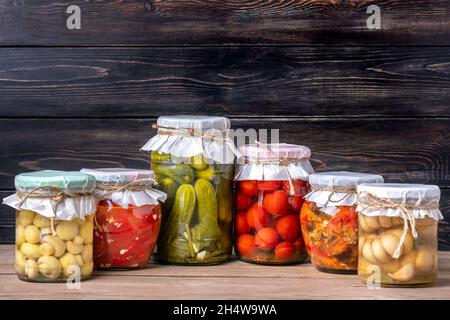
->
(309, 171, 384, 189)
(15, 170, 95, 193)
(141, 115, 239, 164)
(356, 183, 443, 221)
(156, 115, 230, 131)
(304, 172, 383, 215)
(239, 143, 311, 160)
(357, 183, 440, 204)
(80, 168, 155, 186)
(80, 168, 166, 208)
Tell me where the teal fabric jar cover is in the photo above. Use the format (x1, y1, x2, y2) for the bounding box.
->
(3, 170, 97, 220)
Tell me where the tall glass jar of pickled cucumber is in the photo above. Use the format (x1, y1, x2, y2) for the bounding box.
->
(300, 172, 384, 274)
(141, 116, 239, 265)
(356, 183, 443, 287)
(234, 143, 314, 265)
(3, 170, 97, 282)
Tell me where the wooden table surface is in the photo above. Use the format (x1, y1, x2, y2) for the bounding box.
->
(1, 246, 449, 300)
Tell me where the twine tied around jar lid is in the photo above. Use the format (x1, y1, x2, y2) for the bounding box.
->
(357, 191, 440, 259)
(243, 141, 310, 196)
(95, 178, 158, 194)
(152, 124, 233, 143)
(16, 186, 92, 236)
(310, 185, 357, 204)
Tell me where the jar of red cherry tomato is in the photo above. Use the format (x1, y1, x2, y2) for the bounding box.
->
(300, 172, 383, 273)
(234, 143, 314, 265)
(81, 169, 167, 269)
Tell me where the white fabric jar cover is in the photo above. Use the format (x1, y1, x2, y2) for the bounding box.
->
(2, 170, 97, 221)
(356, 183, 443, 221)
(305, 171, 384, 216)
(141, 115, 240, 164)
(234, 143, 314, 183)
(80, 168, 167, 209)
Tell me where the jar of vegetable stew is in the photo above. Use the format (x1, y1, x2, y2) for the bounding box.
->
(300, 172, 384, 274)
(141, 116, 239, 265)
(80, 168, 167, 269)
(3, 170, 97, 282)
(356, 183, 442, 287)
(234, 143, 314, 265)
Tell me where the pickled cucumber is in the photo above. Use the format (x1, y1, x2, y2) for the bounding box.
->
(153, 163, 194, 184)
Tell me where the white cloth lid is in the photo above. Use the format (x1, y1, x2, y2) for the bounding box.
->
(356, 183, 443, 221)
(140, 115, 239, 164)
(234, 143, 314, 181)
(305, 171, 384, 216)
(80, 168, 167, 209)
(156, 115, 230, 130)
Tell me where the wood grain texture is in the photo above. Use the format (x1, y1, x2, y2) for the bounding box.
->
(1, 118, 449, 187)
(1, 47, 450, 118)
(0, 246, 449, 300)
(0, 1, 449, 45)
(0, 118, 449, 247)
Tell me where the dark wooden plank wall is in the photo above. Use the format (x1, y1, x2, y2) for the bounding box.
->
(0, 1, 449, 249)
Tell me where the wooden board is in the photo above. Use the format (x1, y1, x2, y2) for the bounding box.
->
(1, 47, 450, 118)
(0, 1, 449, 45)
(0, 118, 449, 187)
(0, 245, 449, 300)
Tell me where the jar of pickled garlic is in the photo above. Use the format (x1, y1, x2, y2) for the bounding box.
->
(141, 116, 239, 265)
(234, 143, 313, 265)
(80, 168, 166, 269)
(300, 172, 384, 274)
(356, 183, 443, 287)
(2, 170, 97, 282)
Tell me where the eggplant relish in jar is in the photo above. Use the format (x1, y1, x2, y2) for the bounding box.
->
(234, 143, 314, 265)
(141, 116, 239, 265)
(300, 172, 384, 274)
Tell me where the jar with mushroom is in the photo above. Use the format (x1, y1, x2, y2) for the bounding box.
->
(300, 172, 384, 273)
(3, 170, 97, 282)
(141, 116, 239, 265)
(234, 143, 314, 265)
(356, 183, 442, 286)
(81, 168, 166, 269)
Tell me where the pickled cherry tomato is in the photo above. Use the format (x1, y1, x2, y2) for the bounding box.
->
(274, 242, 296, 260)
(288, 195, 304, 213)
(281, 180, 307, 194)
(239, 181, 258, 197)
(235, 211, 250, 235)
(263, 190, 289, 216)
(294, 237, 305, 252)
(246, 205, 270, 231)
(255, 227, 279, 251)
(236, 192, 252, 210)
(257, 181, 281, 192)
(276, 214, 300, 241)
(237, 234, 256, 256)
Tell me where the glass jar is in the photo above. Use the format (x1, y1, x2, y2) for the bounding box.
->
(3, 170, 96, 282)
(81, 168, 166, 269)
(234, 143, 313, 265)
(142, 116, 238, 265)
(300, 172, 384, 274)
(357, 183, 442, 287)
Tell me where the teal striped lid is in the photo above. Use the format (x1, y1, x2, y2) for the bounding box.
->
(15, 170, 96, 192)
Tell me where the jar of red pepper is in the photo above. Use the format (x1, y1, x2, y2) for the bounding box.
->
(300, 171, 383, 274)
(234, 143, 314, 265)
(81, 168, 167, 269)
